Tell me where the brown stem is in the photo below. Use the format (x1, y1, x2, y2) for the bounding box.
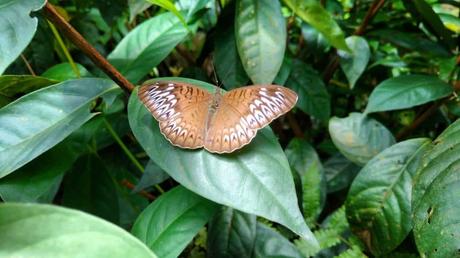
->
(121, 179, 156, 201)
(322, 0, 386, 83)
(42, 2, 135, 92)
(396, 101, 443, 140)
(20, 54, 36, 76)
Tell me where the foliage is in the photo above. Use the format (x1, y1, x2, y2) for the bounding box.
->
(0, 0, 459, 257)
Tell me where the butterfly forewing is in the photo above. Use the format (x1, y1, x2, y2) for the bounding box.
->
(204, 85, 298, 153)
(138, 82, 212, 149)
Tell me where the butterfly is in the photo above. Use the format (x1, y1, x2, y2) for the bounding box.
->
(138, 81, 298, 153)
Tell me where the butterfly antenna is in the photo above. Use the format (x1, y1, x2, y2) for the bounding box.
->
(210, 59, 221, 88)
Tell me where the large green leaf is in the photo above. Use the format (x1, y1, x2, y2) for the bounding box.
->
(131, 186, 218, 258)
(235, 0, 286, 84)
(0, 78, 117, 178)
(346, 138, 430, 255)
(338, 36, 370, 89)
(107, 12, 188, 83)
(0, 0, 45, 74)
(0, 203, 156, 258)
(0, 142, 76, 203)
(328, 113, 395, 166)
(253, 223, 304, 258)
(128, 77, 318, 246)
(285, 138, 326, 225)
(412, 119, 460, 257)
(61, 154, 120, 224)
(365, 75, 453, 114)
(214, 3, 249, 89)
(0, 75, 57, 98)
(285, 59, 330, 121)
(207, 207, 257, 257)
(283, 0, 349, 51)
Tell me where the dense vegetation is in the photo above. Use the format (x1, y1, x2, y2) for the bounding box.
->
(0, 0, 459, 257)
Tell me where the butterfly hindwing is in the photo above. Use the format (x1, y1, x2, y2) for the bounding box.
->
(138, 81, 212, 149)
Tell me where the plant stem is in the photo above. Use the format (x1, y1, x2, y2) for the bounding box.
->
(103, 117, 165, 194)
(47, 20, 80, 78)
(20, 54, 36, 76)
(42, 2, 135, 92)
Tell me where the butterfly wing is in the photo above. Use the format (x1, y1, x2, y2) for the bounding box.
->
(204, 85, 298, 153)
(138, 81, 212, 149)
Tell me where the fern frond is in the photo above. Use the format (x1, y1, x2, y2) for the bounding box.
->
(314, 228, 342, 249)
(334, 245, 367, 258)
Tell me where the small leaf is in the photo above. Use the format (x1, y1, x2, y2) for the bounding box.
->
(0, 142, 77, 203)
(128, 77, 318, 246)
(365, 75, 453, 114)
(0, 0, 46, 74)
(412, 119, 460, 258)
(338, 36, 370, 89)
(0, 78, 117, 178)
(328, 112, 395, 166)
(146, 0, 187, 25)
(0, 203, 156, 257)
(235, 0, 286, 84)
(128, 0, 152, 22)
(0, 75, 57, 98)
(41, 62, 91, 81)
(285, 59, 330, 121)
(285, 138, 326, 225)
(323, 153, 360, 193)
(107, 13, 189, 83)
(207, 206, 257, 257)
(346, 138, 431, 255)
(132, 160, 170, 193)
(62, 154, 120, 224)
(283, 0, 349, 52)
(131, 186, 218, 258)
(253, 223, 304, 258)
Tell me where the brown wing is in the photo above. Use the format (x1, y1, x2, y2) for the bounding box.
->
(138, 81, 212, 149)
(204, 85, 298, 153)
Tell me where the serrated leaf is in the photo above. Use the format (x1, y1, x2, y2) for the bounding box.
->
(207, 207, 256, 257)
(0, 0, 46, 74)
(131, 186, 218, 258)
(338, 36, 370, 89)
(329, 113, 395, 166)
(128, 77, 318, 246)
(365, 75, 453, 114)
(108, 13, 188, 83)
(0, 78, 118, 178)
(412, 119, 460, 258)
(285, 138, 326, 225)
(283, 0, 349, 52)
(235, 0, 286, 84)
(285, 59, 330, 121)
(0, 203, 156, 257)
(346, 138, 431, 255)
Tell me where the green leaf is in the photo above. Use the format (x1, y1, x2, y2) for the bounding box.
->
(283, 0, 349, 52)
(41, 62, 91, 81)
(128, 0, 152, 22)
(285, 139, 326, 225)
(61, 154, 120, 224)
(0, 203, 156, 258)
(146, 0, 187, 25)
(324, 153, 360, 193)
(273, 56, 293, 85)
(253, 223, 304, 258)
(0, 142, 77, 203)
(235, 0, 286, 84)
(412, 119, 460, 258)
(132, 160, 170, 193)
(285, 59, 330, 121)
(338, 36, 370, 89)
(346, 138, 431, 255)
(213, 4, 249, 90)
(207, 207, 257, 257)
(0, 0, 46, 74)
(365, 75, 453, 114)
(0, 75, 57, 98)
(0, 78, 117, 178)
(328, 113, 395, 166)
(128, 77, 318, 246)
(107, 12, 188, 83)
(131, 186, 218, 258)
